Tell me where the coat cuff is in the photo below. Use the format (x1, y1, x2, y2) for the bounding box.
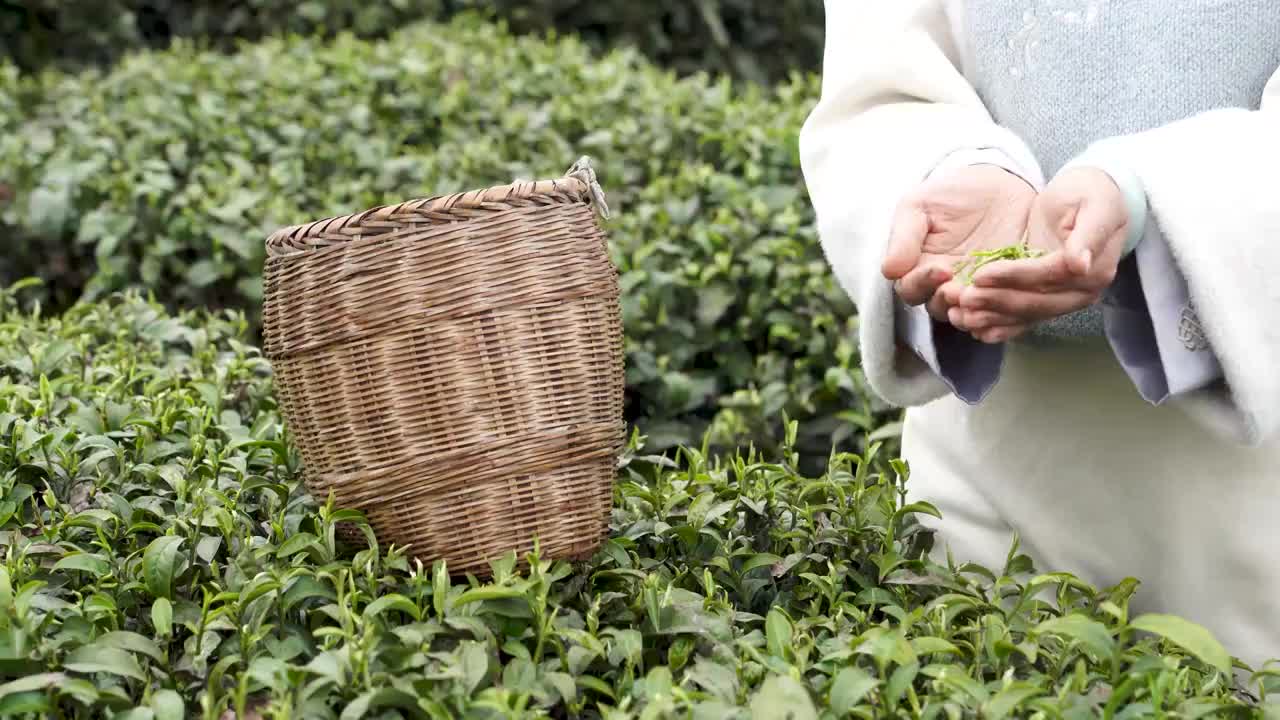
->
(928, 146, 1045, 190)
(895, 300, 1004, 404)
(888, 146, 1027, 405)
(1102, 222, 1224, 404)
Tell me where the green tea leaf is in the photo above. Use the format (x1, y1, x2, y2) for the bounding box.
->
(749, 674, 817, 720)
(984, 684, 1043, 720)
(687, 659, 739, 702)
(150, 689, 184, 720)
(459, 641, 489, 693)
(363, 593, 422, 622)
(151, 598, 173, 637)
(64, 645, 146, 681)
(98, 631, 164, 662)
(339, 688, 421, 720)
(857, 627, 917, 668)
(606, 629, 643, 667)
(0, 673, 66, 699)
(911, 637, 961, 656)
(452, 586, 525, 606)
(433, 562, 450, 618)
(884, 662, 920, 709)
(1036, 614, 1116, 661)
(0, 567, 13, 620)
(577, 676, 617, 701)
(0, 692, 51, 716)
(764, 607, 792, 660)
(894, 501, 942, 520)
(195, 535, 222, 563)
(1131, 613, 1232, 675)
(932, 665, 988, 703)
(546, 671, 577, 704)
(686, 491, 716, 528)
(328, 509, 367, 525)
(282, 575, 334, 612)
(53, 553, 111, 577)
(142, 535, 184, 600)
(741, 553, 783, 575)
(276, 532, 319, 558)
(829, 667, 878, 716)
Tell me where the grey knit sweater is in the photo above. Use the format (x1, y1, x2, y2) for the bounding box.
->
(956, 0, 1280, 337)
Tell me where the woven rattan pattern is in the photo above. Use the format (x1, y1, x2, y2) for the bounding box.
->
(262, 176, 624, 576)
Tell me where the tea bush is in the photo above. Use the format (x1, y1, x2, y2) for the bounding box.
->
(0, 16, 882, 458)
(0, 285, 1277, 717)
(0, 0, 445, 72)
(1, 0, 822, 82)
(470, 0, 824, 84)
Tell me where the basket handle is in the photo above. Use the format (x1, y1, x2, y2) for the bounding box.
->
(564, 156, 611, 221)
(520, 156, 609, 220)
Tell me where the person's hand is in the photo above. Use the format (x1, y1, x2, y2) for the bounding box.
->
(939, 166, 1130, 343)
(881, 164, 1037, 325)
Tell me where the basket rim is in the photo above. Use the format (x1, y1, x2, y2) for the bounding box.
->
(265, 174, 596, 256)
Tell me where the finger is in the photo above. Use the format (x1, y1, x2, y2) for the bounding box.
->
(895, 263, 951, 306)
(936, 278, 967, 308)
(962, 309, 1022, 330)
(971, 253, 1074, 290)
(926, 291, 951, 323)
(1062, 205, 1117, 276)
(882, 197, 929, 280)
(974, 324, 1029, 344)
(959, 286, 1097, 321)
(953, 307, 1022, 332)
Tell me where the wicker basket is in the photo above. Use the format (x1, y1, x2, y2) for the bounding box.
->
(261, 158, 624, 576)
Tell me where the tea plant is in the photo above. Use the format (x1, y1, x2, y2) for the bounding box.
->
(2, 0, 821, 83)
(471, 0, 824, 83)
(0, 0, 445, 73)
(1, 284, 1278, 718)
(0, 16, 876, 460)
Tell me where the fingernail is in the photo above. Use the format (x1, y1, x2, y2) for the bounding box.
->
(948, 307, 962, 327)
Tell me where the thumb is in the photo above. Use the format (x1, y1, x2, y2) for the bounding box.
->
(882, 197, 928, 280)
(1033, 187, 1095, 276)
(1062, 202, 1117, 276)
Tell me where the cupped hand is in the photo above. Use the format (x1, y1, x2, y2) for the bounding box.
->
(940, 166, 1131, 343)
(882, 164, 1038, 325)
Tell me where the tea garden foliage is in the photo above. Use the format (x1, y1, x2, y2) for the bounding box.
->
(0, 15, 880, 460)
(5, 7, 1278, 718)
(0, 0, 821, 83)
(0, 0, 446, 73)
(466, 0, 824, 85)
(1, 286, 1278, 718)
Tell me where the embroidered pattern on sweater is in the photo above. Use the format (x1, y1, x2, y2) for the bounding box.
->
(1008, 1, 1109, 77)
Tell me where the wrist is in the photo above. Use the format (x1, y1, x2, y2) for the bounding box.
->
(931, 146, 1043, 192)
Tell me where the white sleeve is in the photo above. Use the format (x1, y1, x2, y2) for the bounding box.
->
(798, 0, 1044, 408)
(1069, 67, 1280, 445)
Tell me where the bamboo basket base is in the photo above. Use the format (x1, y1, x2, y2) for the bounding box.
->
(310, 422, 620, 575)
(320, 451, 617, 576)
